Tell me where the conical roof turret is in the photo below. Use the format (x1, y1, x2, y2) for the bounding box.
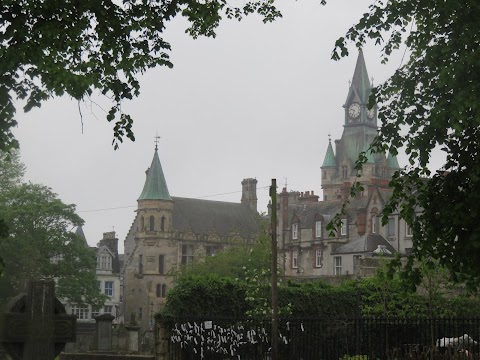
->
(138, 148, 172, 201)
(387, 152, 401, 169)
(322, 138, 336, 167)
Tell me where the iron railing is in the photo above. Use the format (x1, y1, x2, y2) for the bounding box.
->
(163, 317, 480, 360)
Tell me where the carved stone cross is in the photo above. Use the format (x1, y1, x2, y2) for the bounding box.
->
(0, 280, 76, 360)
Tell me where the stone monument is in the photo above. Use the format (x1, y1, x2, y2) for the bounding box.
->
(0, 280, 76, 360)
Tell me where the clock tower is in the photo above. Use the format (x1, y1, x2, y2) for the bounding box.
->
(321, 50, 400, 201)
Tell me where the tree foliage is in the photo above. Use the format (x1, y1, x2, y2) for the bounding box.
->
(332, 1, 480, 289)
(179, 230, 271, 280)
(0, 0, 292, 151)
(0, 182, 105, 307)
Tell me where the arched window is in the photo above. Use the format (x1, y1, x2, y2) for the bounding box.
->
(149, 215, 155, 231)
(161, 216, 165, 232)
(140, 216, 144, 231)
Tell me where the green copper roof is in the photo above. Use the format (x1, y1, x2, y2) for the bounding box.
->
(322, 140, 336, 167)
(387, 152, 401, 169)
(351, 50, 371, 103)
(138, 149, 172, 201)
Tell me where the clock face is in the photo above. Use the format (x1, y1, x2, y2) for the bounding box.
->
(367, 107, 375, 119)
(348, 103, 361, 119)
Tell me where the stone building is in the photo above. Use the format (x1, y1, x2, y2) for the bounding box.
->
(278, 50, 410, 279)
(64, 228, 123, 323)
(122, 145, 259, 331)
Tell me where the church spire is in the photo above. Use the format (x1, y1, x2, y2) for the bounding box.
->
(138, 144, 171, 201)
(351, 49, 372, 104)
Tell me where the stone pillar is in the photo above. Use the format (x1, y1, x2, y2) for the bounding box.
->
(125, 324, 141, 352)
(94, 314, 115, 351)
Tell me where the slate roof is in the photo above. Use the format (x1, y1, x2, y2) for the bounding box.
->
(138, 149, 171, 201)
(332, 233, 396, 255)
(288, 201, 344, 228)
(171, 197, 259, 238)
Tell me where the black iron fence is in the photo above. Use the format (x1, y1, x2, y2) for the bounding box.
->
(163, 317, 480, 360)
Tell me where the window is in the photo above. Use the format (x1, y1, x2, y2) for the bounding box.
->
(140, 216, 144, 231)
(161, 216, 165, 231)
(315, 249, 322, 268)
(159, 255, 165, 275)
(342, 165, 348, 178)
(139, 254, 143, 274)
(315, 221, 322, 238)
(92, 307, 100, 318)
(388, 217, 396, 237)
(71, 306, 89, 320)
(371, 215, 377, 234)
(97, 280, 101, 290)
(406, 222, 413, 237)
(334, 256, 342, 275)
(149, 215, 155, 231)
(156, 284, 167, 298)
(104, 281, 114, 297)
(292, 250, 298, 269)
(181, 245, 194, 265)
(99, 254, 112, 270)
(206, 246, 220, 257)
(340, 219, 348, 236)
(292, 223, 298, 240)
(104, 305, 113, 314)
(138, 308, 143, 320)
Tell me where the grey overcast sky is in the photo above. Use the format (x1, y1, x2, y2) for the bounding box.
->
(12, 0, 443, 253)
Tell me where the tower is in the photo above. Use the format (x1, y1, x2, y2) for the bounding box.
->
(321, 50, 399, 200)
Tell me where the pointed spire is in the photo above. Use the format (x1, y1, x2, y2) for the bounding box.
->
(138, 147, 172, 201)
(75, 225, 88, 246)
(387, 152, 401, 169)
(322, 136, 336, 167)
(351, 49, 372, 103)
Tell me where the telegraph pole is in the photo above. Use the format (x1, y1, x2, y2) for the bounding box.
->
(270, 179, 279, 360)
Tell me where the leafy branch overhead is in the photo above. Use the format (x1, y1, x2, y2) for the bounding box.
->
(0, 0, 287, 151)
(331, 1, 480, 289)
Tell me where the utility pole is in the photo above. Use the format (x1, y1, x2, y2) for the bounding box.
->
(270, 179, 279, 360)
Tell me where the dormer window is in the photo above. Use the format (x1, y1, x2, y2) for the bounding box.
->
(315, 220, 322, 238)
(97, 254, 112, 270)
(340, 219, 348, 236)
(292, 223, 299, 240)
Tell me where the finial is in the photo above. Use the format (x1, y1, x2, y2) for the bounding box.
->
(154, 133, 161, 151)
(371, 76, 374, 86)
(284, 177, 288, 189)
(348, 79, 351, 87)
(328, 133, 331, 142)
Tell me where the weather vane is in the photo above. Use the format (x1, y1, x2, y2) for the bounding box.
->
(154, 133, 161, 150)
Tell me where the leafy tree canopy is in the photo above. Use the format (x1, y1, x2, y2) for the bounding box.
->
(0, 182, 106, 308)
(178, 227, 271, 280)
(0, 0, 295, 151)
(332, 1, 480, 289)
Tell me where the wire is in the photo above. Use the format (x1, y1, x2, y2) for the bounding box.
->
(77, 185, 271, 213)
